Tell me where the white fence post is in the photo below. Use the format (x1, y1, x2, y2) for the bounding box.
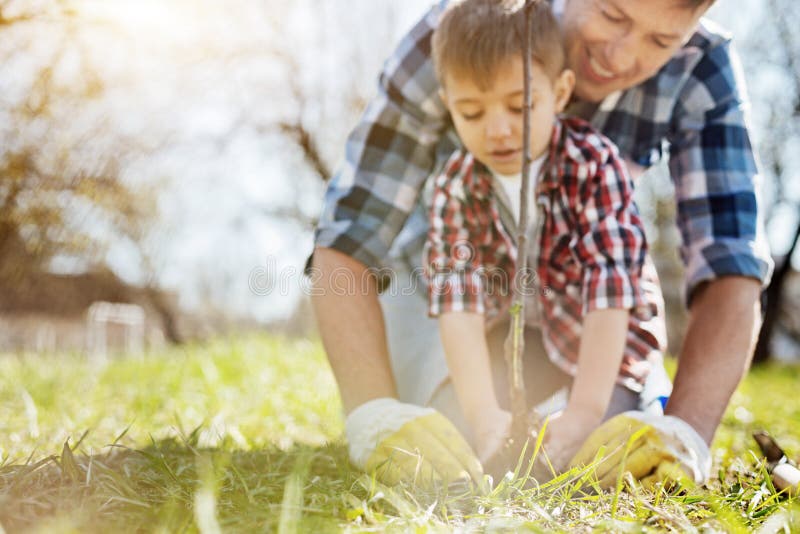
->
(87, 302, 146, 361)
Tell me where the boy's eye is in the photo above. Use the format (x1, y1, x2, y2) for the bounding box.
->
(509, 106, 524, 114)
(652, 37, 670, 49)
(460, 111, 484, 121)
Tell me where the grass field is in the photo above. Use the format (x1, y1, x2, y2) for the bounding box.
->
(0, 334, 798, 532)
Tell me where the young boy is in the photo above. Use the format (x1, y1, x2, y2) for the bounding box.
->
(425, 0, 668, 469)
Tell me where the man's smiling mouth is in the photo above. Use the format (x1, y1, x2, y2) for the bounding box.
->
(583, 49, 618, 83)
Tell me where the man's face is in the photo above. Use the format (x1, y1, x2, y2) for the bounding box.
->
(562, 0, 709, 102)
(442, 58, 574, 176)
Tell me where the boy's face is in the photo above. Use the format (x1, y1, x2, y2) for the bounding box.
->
(441, 58, 574, 176)
(562, 0, 709, 102)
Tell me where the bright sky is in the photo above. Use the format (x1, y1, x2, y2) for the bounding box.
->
(6, 0, 796, 324)
(51, 0, 436, 322)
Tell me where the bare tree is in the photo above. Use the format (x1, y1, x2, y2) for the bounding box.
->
(734, 0, 800, 362)
(0, 2, 183, 338)
(1, 5, 152, 267)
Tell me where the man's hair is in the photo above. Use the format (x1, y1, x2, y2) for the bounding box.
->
(432, 0, 564, 91)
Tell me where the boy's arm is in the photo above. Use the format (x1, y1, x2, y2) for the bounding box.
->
(544, 308, 629, 469)
(543, 131, 649, 469)
(570, 136, 649, 317)
(567, 309, 630, 420)
(439, 312, 510, 462)
(424, 152, 486, 318)
(424, 153, 512, 462)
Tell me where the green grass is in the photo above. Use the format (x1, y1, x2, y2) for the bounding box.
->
(0, 335, 798, 532)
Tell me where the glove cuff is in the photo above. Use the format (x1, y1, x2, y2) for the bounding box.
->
(624, 411, 712, 484)
(664, 415, 712, 484)
(344, 398, 435, 468)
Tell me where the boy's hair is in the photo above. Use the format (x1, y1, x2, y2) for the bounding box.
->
(432, 0, 564, 91)
(684, 0, 716, 9)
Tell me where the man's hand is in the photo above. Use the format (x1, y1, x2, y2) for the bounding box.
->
(345, 398, 483, 488)
(568, 411, 711, 489)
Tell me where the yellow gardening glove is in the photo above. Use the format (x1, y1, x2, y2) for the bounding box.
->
(344, 398, 483, 489)
(568, 411, 711, 489)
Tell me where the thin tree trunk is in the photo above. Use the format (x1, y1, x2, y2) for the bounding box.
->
(505, 0, 536, 439)
(753, 215, 800, 363)
(145, 286, 184, 345)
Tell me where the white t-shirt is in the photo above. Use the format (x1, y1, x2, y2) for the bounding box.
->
(491, 153, 546, 225)
(491, 154, 547, 327)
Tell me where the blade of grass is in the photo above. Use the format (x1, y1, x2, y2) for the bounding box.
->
(194, 453, 222, 534)
(277, 451, 311, 534)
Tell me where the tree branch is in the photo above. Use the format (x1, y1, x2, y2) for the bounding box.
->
(278, 121, 332, 181)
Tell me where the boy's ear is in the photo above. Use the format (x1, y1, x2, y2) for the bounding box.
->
(438, 87, 447, 106)
(553, 69, 576, 113)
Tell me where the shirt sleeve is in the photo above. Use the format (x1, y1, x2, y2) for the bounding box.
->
(668, 38, 774, 305)
(424, 153, 487, 317)
(310, 3, 450, 272)
(569, 138, 650, 316)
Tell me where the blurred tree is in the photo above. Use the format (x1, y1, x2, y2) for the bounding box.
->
(0, 0, 434, 332)
(639, 0, 800, 360)
(260, 0, 422, 226)
(0, 1, 178, 339)
(632, 165, 687, 356)
(250, 0, 427, 332)
(0, 1, 154, 272)
(747, 0, 800, 362)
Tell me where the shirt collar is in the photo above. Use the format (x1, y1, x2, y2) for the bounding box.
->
(540, 118, 565, 192)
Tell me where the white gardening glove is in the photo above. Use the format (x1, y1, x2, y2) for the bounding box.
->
(345, 398, 483, 488)
(568, 411, 711, 489)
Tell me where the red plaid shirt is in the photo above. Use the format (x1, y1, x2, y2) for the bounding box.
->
(424, 116, 666, 389)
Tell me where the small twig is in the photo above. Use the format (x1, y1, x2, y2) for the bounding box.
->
(505, 0, 537, 440)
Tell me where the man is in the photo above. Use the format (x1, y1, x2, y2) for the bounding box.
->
(310, 0, 772, 487)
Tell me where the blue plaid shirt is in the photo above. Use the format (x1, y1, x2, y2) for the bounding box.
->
(313, 2, 773, 304)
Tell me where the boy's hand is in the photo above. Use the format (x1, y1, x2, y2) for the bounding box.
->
(543, 408, 603, 473)
(474, 408, 512, 464)
(345, 398, 483, 489)
(568, 411, 711, 488)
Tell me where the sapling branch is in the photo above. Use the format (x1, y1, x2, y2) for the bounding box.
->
(504, 0, 537, 440)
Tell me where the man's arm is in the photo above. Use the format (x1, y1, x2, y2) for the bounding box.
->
(311, 246, 396, 414)
(666, 276, 761, 444)
(307, 5, 487, 486)
(314, 246, 485, 486)
(666, 39, 773, 443)
(310, 5, 447, 409)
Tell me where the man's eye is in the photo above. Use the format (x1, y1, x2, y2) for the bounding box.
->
(601, 9, 624, 23)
